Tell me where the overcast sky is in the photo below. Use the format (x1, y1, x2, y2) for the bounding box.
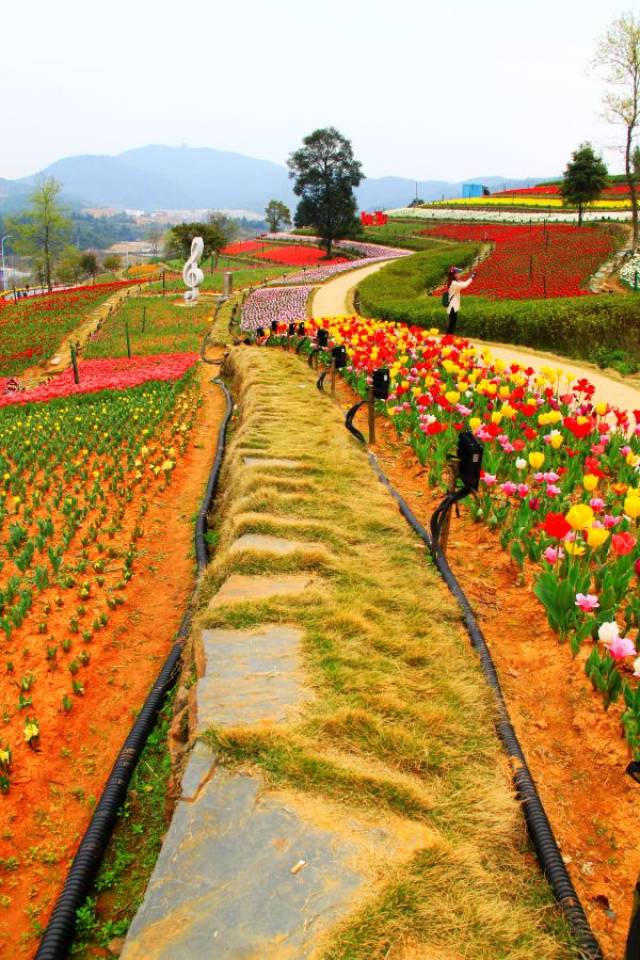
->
(2, 0, 632, 182)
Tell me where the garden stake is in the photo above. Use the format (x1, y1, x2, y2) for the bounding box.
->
(368, 386, 376, 444)
(141, 305, 147, 332)
(125, 320, 131, 358)
(330, 358, 337, 396)
(70, 344, 80, 385)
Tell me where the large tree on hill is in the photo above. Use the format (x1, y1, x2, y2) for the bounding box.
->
(7, 177, 71, 291)
(265, 200, 292, 233)
(561, 143, 608, 225)
(594, 13, 640, 249)
(287, 128, 364, 256)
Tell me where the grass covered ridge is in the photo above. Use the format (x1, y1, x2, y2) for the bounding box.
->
(192, 346, 579, 959)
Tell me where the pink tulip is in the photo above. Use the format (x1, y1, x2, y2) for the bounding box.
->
(603, 514, 621, 529)
(546, 484, 561, 498)
(501, 481, 517, 496)
(517, 483, 529, 498)
(575, 593, 599, 612)
(481, 473, 497, 486)
(543, 546, 563, 564)
(606, 635, 637, 660)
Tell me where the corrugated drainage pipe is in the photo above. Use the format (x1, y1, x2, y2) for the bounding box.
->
(367, 451, 603, 960)
(34, 378, 233, 960)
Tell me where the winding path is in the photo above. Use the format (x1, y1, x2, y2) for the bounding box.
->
(313, 262, 640, 415)
(311, 261, 387, 317)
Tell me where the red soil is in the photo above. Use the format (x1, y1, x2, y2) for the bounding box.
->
(0, 363, 226, 959)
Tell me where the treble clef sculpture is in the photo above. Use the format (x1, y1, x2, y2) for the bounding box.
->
(182, 236, 205, 304)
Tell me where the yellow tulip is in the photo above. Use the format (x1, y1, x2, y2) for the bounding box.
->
(586, 526, 609, 548)
(624, 495, 640, 520)
(528, 451, 545, 470)
(565, 503, 595, 531)
(564, 541, 586, 557)
(469, 417, 481, 430)
(595, 401, 608, 416)
(582, 474, 599, 492)
(445, 391, 460, 404)
(549, 431, 564, 449)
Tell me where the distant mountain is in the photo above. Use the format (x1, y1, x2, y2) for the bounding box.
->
(1, 144, 553, 215)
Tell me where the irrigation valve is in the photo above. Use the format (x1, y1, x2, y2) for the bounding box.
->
(297, 321, 306, 336)
(317, 328, 329, 348)
(332, 345, 347, 370)
(430, 431, 484, 552)
(287, 322, 296, 337)
(456, 429, 484, 492)
(270, 319, 279, 334)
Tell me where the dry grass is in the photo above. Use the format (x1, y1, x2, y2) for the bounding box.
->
(192, 346, 579, 959)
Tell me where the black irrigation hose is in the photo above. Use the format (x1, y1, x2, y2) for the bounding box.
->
(316, 370, 329, 391)
(345, 400, 367, 445)
(307, 347, 321, 368)
(367, 451, 604, 960)
(295, 336, 309, 355)
(34, 378, 233, 960)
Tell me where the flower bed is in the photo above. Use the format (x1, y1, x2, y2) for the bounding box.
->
(421, 223, 616, 299)
(0, 353, 198, 406)
(241, 286, 313, 330)
(386, 207, 631, 224)
(292, 314, 640, 753)
(0, 283, 137, 378)
(221, 239, 347, 267)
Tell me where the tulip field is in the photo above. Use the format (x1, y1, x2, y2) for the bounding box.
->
(420, 222, 617, 299)
(221, 238, 348, 266)
(0, 282, 137, 377)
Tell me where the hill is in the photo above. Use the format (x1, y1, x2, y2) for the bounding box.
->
(2, 144, 553, 214)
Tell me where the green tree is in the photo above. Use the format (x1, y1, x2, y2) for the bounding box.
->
(560, 143, 608, 225)
(78, 252, 98, 277)
(287, 128, 364, 256)
(54, 245, 82, 285)
(170, 215, 238, 263)
(103, 254, 122, 272)
(265, 200, 292, 233)
(594, 13, 640, 248)
(8, 177, 71, 291)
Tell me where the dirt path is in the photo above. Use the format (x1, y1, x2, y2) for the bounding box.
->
(311, 261, 387, 317)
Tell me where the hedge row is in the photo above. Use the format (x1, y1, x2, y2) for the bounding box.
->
(358, 250, 640, 367)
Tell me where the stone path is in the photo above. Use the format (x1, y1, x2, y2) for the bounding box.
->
(122, 452, 412, 959)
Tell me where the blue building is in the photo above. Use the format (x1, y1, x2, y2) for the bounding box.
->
(462, 183, 490, 198)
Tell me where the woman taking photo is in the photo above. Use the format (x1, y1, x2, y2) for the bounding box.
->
(445, 265, 476, 335)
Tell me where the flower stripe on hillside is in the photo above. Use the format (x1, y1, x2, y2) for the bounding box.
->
(0, 353, 198, 406)
(421, 223, 615, 300)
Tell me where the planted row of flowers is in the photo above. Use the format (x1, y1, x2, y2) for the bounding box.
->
(277, 313, 640, 754)
(0, 353, 198, 406)
(386, 207, 631, 224)
(421, 223, 616, 300)
(0, 282, 139, 378)
(493, 184, 631, 199)
(0, 371, 200, 793)
(221, 239, 347, 267)
(241, 285, 313, 331)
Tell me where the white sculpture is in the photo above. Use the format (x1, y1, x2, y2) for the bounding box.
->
(182, 236, 205, 304)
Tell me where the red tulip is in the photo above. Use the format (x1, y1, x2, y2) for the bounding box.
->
(611, 532, 637, 556)
(544, 512, 571, 539)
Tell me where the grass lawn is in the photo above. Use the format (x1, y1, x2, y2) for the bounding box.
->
(147, 263, 298, 294)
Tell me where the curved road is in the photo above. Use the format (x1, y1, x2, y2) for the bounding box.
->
(312, 261, 640, 415)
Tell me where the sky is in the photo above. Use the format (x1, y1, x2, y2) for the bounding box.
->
(1, 0, 632, 182)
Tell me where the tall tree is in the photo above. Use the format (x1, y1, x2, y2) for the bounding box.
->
(265, 200, 292, 233)
(594, 13, 640, 248)
(560, 143, 608, 225)
(8, 177, 71, 291)
(287, 128, 364, 256)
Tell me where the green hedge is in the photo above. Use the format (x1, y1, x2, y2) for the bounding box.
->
(358, 250, 640, 371)
(357, 243, 480, 322)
